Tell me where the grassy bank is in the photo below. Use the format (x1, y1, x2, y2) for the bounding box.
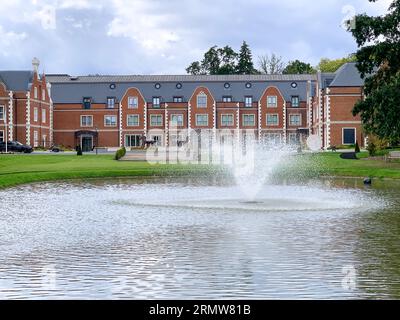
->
(0, 152, 399, 189)
(0, 155, 218, 189)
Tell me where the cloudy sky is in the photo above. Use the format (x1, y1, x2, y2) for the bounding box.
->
(0, 0, 392, 75)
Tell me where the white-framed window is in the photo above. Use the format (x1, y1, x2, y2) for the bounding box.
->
(267, 95, 277, 108)
(80, 115, 93, 127)
(150, 114, 163, 126)
(173, 96, 183, 103)
(104, 115, 117, 127)
(242, 114, 255, 126)
(152, 97, 161, 108)
(245, 96, 253, 108)
(42, 88, 46, 101)
(34, 87, 38, 99)
(289, 114, 301, 126)
(0, 105, 4, 121)
(197, 94, 207, 108)
(343, 128, 356, 145)
(42, 109, 46, 124)
(128, 96, 139, 109)
(222, 96, 232, 103)
(266, 114, 279, 126)
(288, 132, 299, 144)
(33, 107, 38, 122)
(195, 114, 208, 126)
(170, 114, 183, 127)
(42, 135, 47, 147)
(125, 134, 142, 147)
(107, 97, 115, 109)
(0, 130, 4, 142)
(291, 96, 300, 107)
(221, 114, 234, 126)
(127, 114, 139, 127)
(33, 130, 39, 147)
(264, 133, 282, 144)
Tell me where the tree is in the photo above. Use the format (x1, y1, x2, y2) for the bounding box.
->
(349, 0, 400, 144)
(258, 53, 285, 74)
(185, 61, 203, 75)
(217, 46, 238, 75)
(201, 46, 221, 75)
(236, 41, 258, 74)
(316, 55, 357, 72)
(283, 60, 316, 74)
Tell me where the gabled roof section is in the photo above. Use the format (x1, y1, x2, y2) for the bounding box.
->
(0, 71, 34, 91)
(329, 62, 365, 87)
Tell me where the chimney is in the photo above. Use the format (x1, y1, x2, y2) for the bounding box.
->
(32, 57, 40, 74)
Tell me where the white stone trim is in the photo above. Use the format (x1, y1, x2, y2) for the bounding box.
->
(8, 91, 13, 141)
(26, 91, 31, 144)
(119, 102, 123, 147)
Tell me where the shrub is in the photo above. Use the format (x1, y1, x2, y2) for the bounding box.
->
(114, 147, 126, 160)
(355, 141, 360, 153)
(367, 141, 377, 156)
(76, 145, 83, 156)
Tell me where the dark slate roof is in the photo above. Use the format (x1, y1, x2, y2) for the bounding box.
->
(317, 72, 336, 89)
(47, 74, 317, 104)
(329, 62, 365, 87)
(47, 74, 316, 83)
(0, 71, 34, 91)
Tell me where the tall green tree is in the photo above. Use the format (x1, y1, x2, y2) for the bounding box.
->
(236, 41, 258, 74)
(349, 0, 400, 144)
(282, 60, 316, 74)
(217, 46, 238, 74)
(185, 61, 204, 75)
(201, 46, 221, 75)
(317, 55, 357, 72)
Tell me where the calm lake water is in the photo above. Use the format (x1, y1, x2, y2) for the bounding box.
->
(0, 177, 399, 299)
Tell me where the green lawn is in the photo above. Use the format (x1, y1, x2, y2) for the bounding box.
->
(0, 152, 399, 189)
(0, 154, 217, 189)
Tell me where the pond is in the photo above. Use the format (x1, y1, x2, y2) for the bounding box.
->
(0, 177, 400, 299)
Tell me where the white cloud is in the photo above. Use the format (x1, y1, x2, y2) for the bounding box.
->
(0, 25, 27, 57)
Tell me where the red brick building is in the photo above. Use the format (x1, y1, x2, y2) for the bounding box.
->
(0, 58, 52, 148)
(0, 59, 366, 151)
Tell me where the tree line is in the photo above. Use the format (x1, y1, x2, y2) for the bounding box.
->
(186, 41, 356, 75)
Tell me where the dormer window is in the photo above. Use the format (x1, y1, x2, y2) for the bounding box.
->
(291, 96, 300, 108)
(197, 93, 207, 108)
(152, 97, 161, 108)
(83, 97, 92, 109)
(222, 96, 232, 103)
(107, 97, 115, 109)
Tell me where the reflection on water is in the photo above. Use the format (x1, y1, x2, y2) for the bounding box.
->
(0, 177, 399, 299)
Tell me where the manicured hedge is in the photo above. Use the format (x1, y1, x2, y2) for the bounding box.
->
(114, 147, 126, 160)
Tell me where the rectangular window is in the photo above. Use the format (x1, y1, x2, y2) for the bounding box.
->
(107, 97, 115, 109)
(34, 131, 38, 147)
(173, 96, 183, 103)
(34, 107, 38, 122)
(289, 133, 299, 144)
(0, 130, 4, 142)
(83, 97, 92, 109)
(127, 114, 139, 127)
(34, 87, 38, 99)
(170, 114, 183, 126)
(128, 96, 138, 109)
(343, 128, 356, 145)
(150, 114, 163, 126)
(42, 88, 46, 101)
(197, 95, 207, 108)
(264, 133, 281, 144)
(196, 114, 208, 126)
(242, 114, 255, 126)
(152, 97, 161, 108)
(42, 135, 47, 148)
(0, 105, 4, 121)
(221, 114, 234, 126)
(81, 115, 93, 127)
(289, 114, 301, 126)
(42, 109, 46, 124)
(266, 114, 279, 126)
(104, 115, 117, 127)
(125, 135, 141, 147)
(245, 96, 253, 108)
(291, 96, 300, 108)
(222, 96, 232, 103)
(267, 96, 277, 108)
